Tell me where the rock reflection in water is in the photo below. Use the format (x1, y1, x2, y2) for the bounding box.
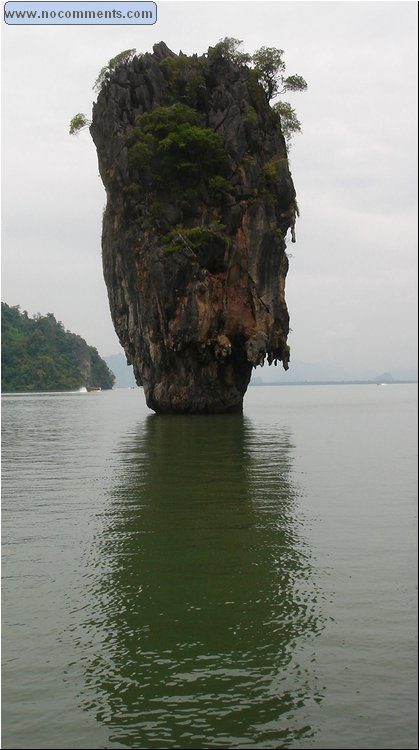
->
(75, 415, 325, 748)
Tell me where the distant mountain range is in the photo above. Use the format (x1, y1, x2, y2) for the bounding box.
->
(105, 352, 417, 388)
(251, 361, 418, 384)
(105, 353, 137, 388)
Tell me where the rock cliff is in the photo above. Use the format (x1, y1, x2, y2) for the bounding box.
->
(90, 42, 297, 413)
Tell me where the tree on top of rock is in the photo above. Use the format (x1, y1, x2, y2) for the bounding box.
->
(208, 38, 307, 144)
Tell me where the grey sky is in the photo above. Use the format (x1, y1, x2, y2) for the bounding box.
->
(2, 1, 418, 378)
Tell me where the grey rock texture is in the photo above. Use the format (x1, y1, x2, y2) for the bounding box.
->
(90, 42, 297, 413)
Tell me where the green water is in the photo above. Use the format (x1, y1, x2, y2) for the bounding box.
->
(2, 385, 417, 748)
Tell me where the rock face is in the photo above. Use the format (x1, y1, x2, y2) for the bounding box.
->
(91, 42, 297, 413)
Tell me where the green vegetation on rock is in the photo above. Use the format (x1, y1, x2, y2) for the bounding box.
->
(271, 101, 302, 144)
(159, 54, 207, 108)
(69, 112, 91, 135)
(208, 37, 252, 66)
(70, 38, 307, 147)
(1, 303, 115, 392)
(208, 37, 307, 143)
(128, 103, 229, 192)
(162, 223, 228, 272)
(125, 102, 233, 234)
(93, 48, 136, 92)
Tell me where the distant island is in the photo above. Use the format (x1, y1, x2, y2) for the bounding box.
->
(1, 303, 115, 392)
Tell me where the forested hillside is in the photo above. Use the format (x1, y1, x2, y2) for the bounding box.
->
(1, 303, 115, 392)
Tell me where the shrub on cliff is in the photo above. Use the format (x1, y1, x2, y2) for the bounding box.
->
(93, 48, 136, 92)
(160, 54, 207, 108)
(208, 37, 252, 65)
(251, 46, 307, 101)
(69, 112, 91, 135)
(162, 223, 228, 272)
(128, 104, 229, 194)
(70, 40, 307, 146)
(208, 38, 307, 143)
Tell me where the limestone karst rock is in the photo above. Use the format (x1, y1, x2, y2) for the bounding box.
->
(90, 42, 297, 413)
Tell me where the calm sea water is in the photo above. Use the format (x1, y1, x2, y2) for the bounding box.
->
(1, 384, 417, 749)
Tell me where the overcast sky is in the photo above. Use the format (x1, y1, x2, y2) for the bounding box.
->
(2, 1, 418, 378)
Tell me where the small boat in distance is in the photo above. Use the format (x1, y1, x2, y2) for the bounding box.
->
(86, 386, 101, 392)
